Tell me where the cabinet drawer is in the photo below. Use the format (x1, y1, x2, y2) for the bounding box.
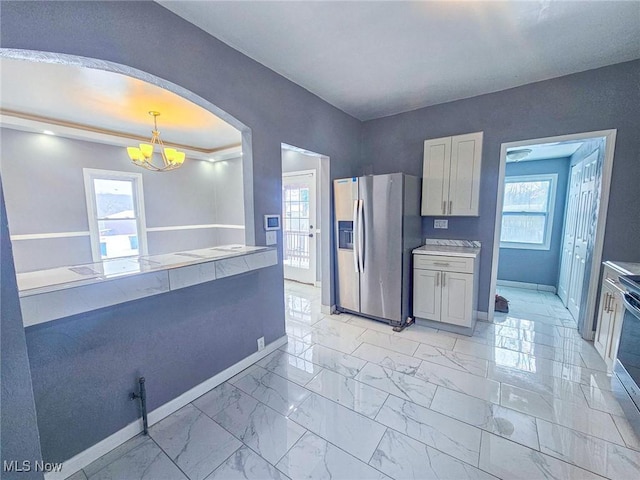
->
(603, 265, 624, 293)
(413, 255, 474, 274)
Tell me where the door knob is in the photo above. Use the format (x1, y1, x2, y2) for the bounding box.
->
(308, 234, 314, 238)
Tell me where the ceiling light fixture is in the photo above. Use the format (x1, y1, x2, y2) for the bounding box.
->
(43, 130, 55, 135)
(506, 148, 532, 162)
(126, 111, 185, 172)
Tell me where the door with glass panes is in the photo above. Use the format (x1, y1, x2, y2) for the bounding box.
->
(282, 171, 316, 284)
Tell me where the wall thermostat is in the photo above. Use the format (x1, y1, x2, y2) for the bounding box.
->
(264, 214, 281, 231)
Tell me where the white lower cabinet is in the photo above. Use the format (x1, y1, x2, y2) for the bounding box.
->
(441, 272, 474, 326)
(413, 269, 441, 320)
(594, 263, 625, 370)
(413, 253, 479, 331)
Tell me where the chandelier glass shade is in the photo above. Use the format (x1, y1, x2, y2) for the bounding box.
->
(127, 111, 186, 172)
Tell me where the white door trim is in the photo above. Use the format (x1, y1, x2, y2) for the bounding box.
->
(283, 169, 317, 178)
(281, 144, 331, 310)
(488, 129, 617, 341)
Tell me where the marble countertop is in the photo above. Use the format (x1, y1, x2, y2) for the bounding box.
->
(604, 260, 640, 276)
(17, 245, 278, 327)
(17, 245, 268, 296)
(412, 244, 481, 258)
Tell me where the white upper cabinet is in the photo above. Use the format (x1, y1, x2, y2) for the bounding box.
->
(421, 131, 483, 216)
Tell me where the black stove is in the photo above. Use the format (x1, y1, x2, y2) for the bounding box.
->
(615, 274, 640, 435)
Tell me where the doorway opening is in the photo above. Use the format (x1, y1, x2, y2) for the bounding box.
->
(489, 130, 617, 340)
(281, 144, 332, 321)
(282, 169, 317, 284)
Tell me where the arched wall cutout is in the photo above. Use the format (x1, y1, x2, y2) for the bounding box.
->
(0, 47, 256, 245)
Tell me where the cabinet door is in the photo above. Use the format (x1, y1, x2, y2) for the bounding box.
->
(413, 269, 441, 321)
(448, 132, 483, 216)
(594, 287, 613, 359)
(421, 137, 451, 216)
(606, 293, 623, 369)
(440, 272, 473, 327)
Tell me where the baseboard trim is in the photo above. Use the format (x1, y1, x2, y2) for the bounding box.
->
(476, 311, 489, 321)
(415, 317, 474, 336)
(46, 335, 287, 480)
(497, 279, 556, 293)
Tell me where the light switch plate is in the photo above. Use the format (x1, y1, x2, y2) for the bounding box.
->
(266, 231, 277, 245)
(434, 219, 448, 229)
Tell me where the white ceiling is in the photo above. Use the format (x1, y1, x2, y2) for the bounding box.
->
(506, 141, 583, 162)
(159, 1, 640, 120)
(0, 58, 241, 153)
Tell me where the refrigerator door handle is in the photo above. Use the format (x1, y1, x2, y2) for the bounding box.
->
(352, 199, 360, 272)
(358, 199, 365, 272)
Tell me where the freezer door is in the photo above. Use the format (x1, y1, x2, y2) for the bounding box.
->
(334, 178, 360, 312)
(359, 174, 404, 322)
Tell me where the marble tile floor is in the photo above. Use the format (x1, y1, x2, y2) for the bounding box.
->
(66, 283, 640, 480)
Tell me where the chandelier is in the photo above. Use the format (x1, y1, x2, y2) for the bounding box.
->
(126, 111, 186, 172)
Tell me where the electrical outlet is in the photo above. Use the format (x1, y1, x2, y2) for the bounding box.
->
(434, 219, 448, 229)
(257, 337, 265, 351)
(266, 231, 277, 245)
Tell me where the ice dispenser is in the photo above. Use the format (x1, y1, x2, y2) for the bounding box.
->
(338, 221, 354, 250)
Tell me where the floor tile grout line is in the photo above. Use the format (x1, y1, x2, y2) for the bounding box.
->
(288, 307, 614, 428)
(365, 426, 388, 466)
(416, 352, 489, 379)
(379, 421, 486, 472)
(285, 424, 393, 479)
(452, 340, 605, 372)
(496, 383, 627, 447)
(282, 285, 627, 476)
(610, 414, 640, 452)
(532, 417, 626, 479)
(480, 429, 618, 480)
(395, 386, 547, 455)
(147, 433, 195, 480)
(80, 434, 158, 480)
(192, 396, 308, 476)
(231, 427, 306, 478)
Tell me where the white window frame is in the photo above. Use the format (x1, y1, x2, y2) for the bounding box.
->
(500, 173, 558, 251)
(83, 168, 148, 261)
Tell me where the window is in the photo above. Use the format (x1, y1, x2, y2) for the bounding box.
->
(500, 174, 557, 250)
(83, 169, 147, 261)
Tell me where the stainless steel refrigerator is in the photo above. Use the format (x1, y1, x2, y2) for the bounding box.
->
(334, 173, 422, 326)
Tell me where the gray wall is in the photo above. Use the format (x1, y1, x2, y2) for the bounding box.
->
(0, 128, 245, 272)
(282, 148, 322, 282)
(497, 158, 570, 286)
(1, 0, 361, 465)
(362, 59, 640, 312)
(0, 180, 44, 480)
(25, 266, 283, 464)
